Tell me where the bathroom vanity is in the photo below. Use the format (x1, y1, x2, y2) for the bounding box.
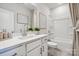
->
(0, 34, 48, 56)
(0, 4, 48, 56)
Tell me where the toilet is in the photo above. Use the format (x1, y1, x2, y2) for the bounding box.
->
(47, 41, 58, 56)
(48, 41, 58, 48)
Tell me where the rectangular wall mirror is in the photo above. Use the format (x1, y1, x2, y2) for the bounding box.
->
(17, 13, 28, 24)
(39, 13, 47, 29)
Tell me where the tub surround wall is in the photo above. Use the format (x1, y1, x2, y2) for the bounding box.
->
(50, 4, 73, 56)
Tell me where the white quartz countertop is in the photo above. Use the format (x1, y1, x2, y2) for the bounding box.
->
(0, 34, 48, 54)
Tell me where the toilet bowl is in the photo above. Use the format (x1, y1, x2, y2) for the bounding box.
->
(48, 41, 58, 48)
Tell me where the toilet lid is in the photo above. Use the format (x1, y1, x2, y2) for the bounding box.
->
(48, 42, 57, 48)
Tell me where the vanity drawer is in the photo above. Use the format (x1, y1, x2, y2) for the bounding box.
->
(26, 39, 41, 52)
(27, 46, 41, 56)
(0, 49, 16, 56)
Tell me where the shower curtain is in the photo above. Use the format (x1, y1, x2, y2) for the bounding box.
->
(69, 3, 79, 56)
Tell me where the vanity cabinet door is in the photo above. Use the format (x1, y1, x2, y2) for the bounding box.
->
(26, 39, 41, 52)
(16, 44, 26, 56)
(0, 44, 26, 56)
(27, 45, 41, 56)
(26, 39, 42, 56)
(42, 43, 48, 56)
(41, 37, 48, 56)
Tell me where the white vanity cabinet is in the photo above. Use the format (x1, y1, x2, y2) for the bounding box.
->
(0, 35, 48, 56)
(26, 37, 48, 56)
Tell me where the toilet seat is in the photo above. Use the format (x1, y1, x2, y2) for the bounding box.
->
(48, 41, 57, 48)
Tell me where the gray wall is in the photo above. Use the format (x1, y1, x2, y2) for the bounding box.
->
(0, 3, 32, 33)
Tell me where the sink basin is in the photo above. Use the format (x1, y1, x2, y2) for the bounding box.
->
(18, 34, 36, 40)
(18, 36, 33, 39)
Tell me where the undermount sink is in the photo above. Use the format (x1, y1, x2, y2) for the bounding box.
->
(18, 34, 36, 40)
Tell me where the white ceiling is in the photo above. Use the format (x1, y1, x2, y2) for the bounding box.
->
(24, 3, 36, 10)
(24, 3, 65, 10)
(41, 3, 64, 9)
